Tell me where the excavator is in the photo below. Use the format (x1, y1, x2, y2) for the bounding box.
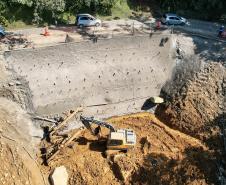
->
(80, 116, 136, 154)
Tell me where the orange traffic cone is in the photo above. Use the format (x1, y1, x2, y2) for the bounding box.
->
(43, 26, 50, 36)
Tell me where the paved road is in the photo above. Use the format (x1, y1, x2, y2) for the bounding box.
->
(173, 19, 226, 38)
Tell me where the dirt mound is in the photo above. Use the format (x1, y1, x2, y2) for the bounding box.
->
(157, 61, 225, 141)
(0, 140, 47, 185)
(155, 59, 225, 184)
(0, 97, 42, 144)
(0, 34, 31, 51)
(0, 97, 44, 185)
(0, 142, 31, 185)
(42, 113, 219, 185)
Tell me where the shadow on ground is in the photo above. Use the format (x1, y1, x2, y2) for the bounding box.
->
(174, 31, 226, 66)
(130, 146, 219, 184)
(141, 99, 156, 110)
(76, 136, 107, 153)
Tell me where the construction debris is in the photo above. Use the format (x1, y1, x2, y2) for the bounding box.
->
(40, 107, 84, 164)
(34, 116, 57, 124)
(50, 107, 83, 136)
(0, 34, 31, 50)
(65, 34, 76, 43)
(50, 166, 68, 185)
(46, 128, 84, 164)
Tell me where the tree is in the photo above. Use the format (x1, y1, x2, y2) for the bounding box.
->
(0, 0, 66, 25)
(158, 0, 226, 21)
(33, 0, 65, 24)
(65, 0, 116, 15)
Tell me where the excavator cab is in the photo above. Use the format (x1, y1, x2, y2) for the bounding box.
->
(107, 129, 136, 151)
(80, 116, 136, 152)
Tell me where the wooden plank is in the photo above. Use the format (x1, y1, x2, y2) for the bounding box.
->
(50, 107, 83, 136)
(33, 116, 57, 123)
(47, 128, 84, 163)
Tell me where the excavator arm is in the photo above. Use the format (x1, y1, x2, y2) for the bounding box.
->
(80, 116, 116, 135)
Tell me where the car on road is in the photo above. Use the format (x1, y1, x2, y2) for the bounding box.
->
(0, 25, 6, 38)
(161, 13, 187, 25)
(76, 14, 101, 28)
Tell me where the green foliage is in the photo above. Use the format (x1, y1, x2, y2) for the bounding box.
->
(0, 1, 7, 14)
(158, 0, 226, 21)
(110, 0, 132, 18)
(0, 0, 118, 26)
(0, 16, 9, 27)
(10, 0, 33, 6)
(0, 0, 226, 27)
(0, 0, 66, 25)
(33, 0, 66, 24)
(0, 1, 9, 26)
(6, 20, 35, 29)
(65, 0, 117, 15)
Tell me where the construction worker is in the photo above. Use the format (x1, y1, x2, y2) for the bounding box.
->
(218, 25, 224, 37)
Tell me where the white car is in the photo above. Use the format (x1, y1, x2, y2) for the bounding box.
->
(161, 13, 187, 25)
(76, 14, 101, 27)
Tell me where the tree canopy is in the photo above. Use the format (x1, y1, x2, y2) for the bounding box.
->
(158, 0, 226, 20)
(0, 0, 225, 26)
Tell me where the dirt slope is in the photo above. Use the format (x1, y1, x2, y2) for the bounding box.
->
(157, 61, 225, 141)
(43, 112, 218, 185)
(0, 54, 46, 185)
(0, 98, 45, 185)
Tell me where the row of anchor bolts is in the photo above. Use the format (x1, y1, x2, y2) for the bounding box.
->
(40, 85, 152, 97)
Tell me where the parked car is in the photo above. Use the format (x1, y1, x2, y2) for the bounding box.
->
(161, 13, 187, 25)
(0, 25, 6, 38)
(76, 14, 101, 27)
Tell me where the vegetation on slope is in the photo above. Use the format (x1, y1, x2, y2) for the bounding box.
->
(0, 0, 225, 28)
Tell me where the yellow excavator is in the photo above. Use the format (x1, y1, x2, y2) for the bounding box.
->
(80, 116, 136, 154)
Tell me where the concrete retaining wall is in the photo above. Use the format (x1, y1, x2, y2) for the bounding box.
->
(5, 34, 176, 117)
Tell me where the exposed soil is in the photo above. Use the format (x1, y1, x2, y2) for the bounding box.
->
(41, 112, 219, 185)
(0, 54, 44, 185)
(155, 57, 226, 184)
(0, 21, 225, 185)
(0, 98, 45, 185)
(0, 142, 32, 185)
(156, 61, 225, 141)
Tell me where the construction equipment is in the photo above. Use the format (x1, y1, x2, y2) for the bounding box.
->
(80, 116, 136, 152)
(41, 108, 83, 164)
(149, 96, 164, 104)
(50, 107, 83, 136)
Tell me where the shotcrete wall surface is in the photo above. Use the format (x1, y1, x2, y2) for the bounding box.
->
(5, 35, 176, 117)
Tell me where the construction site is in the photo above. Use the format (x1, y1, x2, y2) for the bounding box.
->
(0, 20, 225, 185)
